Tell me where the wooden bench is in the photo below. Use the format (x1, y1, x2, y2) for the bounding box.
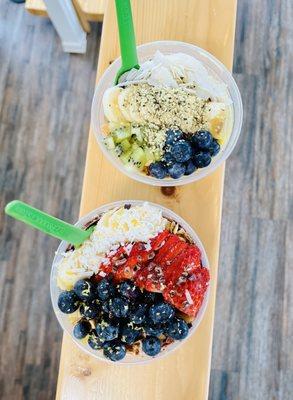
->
(26, 0, 106, 22)
(56, 1, 237, 398)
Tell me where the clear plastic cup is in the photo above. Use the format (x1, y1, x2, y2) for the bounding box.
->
(91, 40, 243, 186)
(50, 200, 210, 365)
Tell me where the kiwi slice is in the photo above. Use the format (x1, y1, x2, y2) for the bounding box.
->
(115, 144, 123, 157)
(104, 136, 115, 150)
(120, 139, 131, 152)
(128, 147, 147, 170)
(131, 142, 139, 151)
(120, 149, 132, 164)
(113, 129, 131, 143)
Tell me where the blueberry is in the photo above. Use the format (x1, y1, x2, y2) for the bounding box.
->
(149, 302, 175, 324)
(168, 162, 186, 179)
(149, 162, 168, 179)
(95, 318, 119, 342)
(166, 317, 189, 340)
(73, 279, 96, 301)
(117, 281, 140, 300)
(101, 299, 111, 313)
(144, 323, 164, 337)
(73, 320, 91, 339)
(88, 330, 104, 350)
(96, 278, 115, 301)
(165, 129, 183, 145)
(103, 340, 126, 361)
(185, 160, 196, 175)
(170, 140, 192, 162)
(80, 301, 100, 320)
(208, 139, 221, 156)
(142, 291, 163, 304)
(130, 303, 148, 325)
(121, 322, 142, 344)
(58, 290, 79, 314)
(193, 151, 212, 168)
(191, 130, 213, 149)
(108, 297, 129, 318)
(162, 152, 175, 166)
(142, 336, 161, 356)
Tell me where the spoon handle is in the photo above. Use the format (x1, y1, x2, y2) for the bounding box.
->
(115, 0, 139, 83)
(5, 200, 90, 246)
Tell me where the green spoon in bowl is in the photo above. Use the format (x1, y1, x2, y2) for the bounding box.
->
(5, 200, 92, 247)
(114, 0, 140, 84)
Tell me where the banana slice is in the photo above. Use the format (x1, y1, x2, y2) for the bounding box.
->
(103, 86, 127, 123)
(118, 86, 144, 123)
(205, 102, 227, 143)
(118, 87, 132, 122)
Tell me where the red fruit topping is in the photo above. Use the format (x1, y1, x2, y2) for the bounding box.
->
(135, 262, 165, 292)
(153, 235, 181, 264)
(91, 229, 210, 319)
(114, 241, 156, 282)
(163, 268, 210, 317)
(92, 246, 126, 282)
(150, 230, 170, 250)
(164, 245, 201, 284)
(155, 240, 189, 268)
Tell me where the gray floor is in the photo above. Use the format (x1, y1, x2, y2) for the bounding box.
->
(0, 1, 292, 399)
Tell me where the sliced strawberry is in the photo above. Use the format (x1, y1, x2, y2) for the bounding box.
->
(163, 268, 210, 317)
(124, 249, 155, 268)
(128, 242, 145, 257)
(164, 245, 202, 284)
(135, 262, 165, 292)
(153, 235, 181, 264)
(114, 262, 141, 282)
(159, 240, 188, 267)
(150, 230, 170, 250)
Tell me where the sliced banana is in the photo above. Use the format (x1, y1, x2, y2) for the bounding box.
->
(118, 87, 132, 122)
(118, 86, 144, 123)
(205, 102, 227, 143)
(102, 86, 127, 123)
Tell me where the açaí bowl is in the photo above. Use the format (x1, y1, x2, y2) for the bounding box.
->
(91, 40, 243, 187)
(50, 200, 210, 364)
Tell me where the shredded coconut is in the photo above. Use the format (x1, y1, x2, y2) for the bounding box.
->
(185, 289, 194, 305)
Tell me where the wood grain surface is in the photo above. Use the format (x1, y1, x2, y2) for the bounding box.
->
(0, 0, 292, 399)
(55, 0, 236, 399)
(26, 0, 106, 21)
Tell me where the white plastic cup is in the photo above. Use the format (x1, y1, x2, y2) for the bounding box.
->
(91, 40, 243, 187)
(50, 200, 210, 365)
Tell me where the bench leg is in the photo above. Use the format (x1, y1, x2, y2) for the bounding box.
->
(43, 0, 87, 53)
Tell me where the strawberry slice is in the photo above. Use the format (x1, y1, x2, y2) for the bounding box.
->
(135, 262, 166, 292)
(158, 240, 189, 267)
(114, 262, 144, 282)
(114, 241, 156, 282)
(164, 245, 201, 284)
(163, 268, 210, 317)
(92, 246, 126, 282)
(153, 235, 181, 264)
(150, 230, 170, 250)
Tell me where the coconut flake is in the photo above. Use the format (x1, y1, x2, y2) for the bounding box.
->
(185, 289, 194, 305)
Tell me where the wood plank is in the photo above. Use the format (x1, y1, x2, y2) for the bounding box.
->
(25, 0, 47, 17)
(25, 0, 106, 21)
(80, 0, 107, 21)
(55, 1, 237, 399)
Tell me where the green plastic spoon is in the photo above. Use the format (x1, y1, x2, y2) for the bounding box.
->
(5, 200, 91, 246)
(114, 0, 140, 84)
